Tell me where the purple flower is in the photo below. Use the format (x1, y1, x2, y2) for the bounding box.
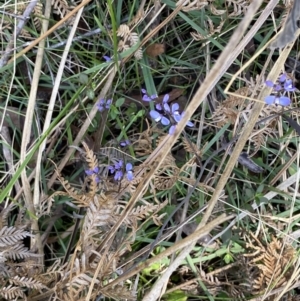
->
(85, 170, 93, 176)
(108, 165, 115, 173)
(141, 89, 157, 101)
(265, 73, 296, 93)
(150, 110, 170, 125)
(284, 79, 296, 92)
(115, 160, 123, 170)
(85, 167, 100, 182)
(169, 125, 176, 135)
(264, 95, 291, 106)
(149, 98, 194, 135)
(108, 160, 124, 179)
(173, 111, 194, 127)
(114, 170, 123, 181)
(120, 140, 130, 147)
(163, 94, 169, 103)
(264, 73, 295, 106)
(265, 80, 274, 88)
(103, 55, 112, 62)
(167, 111, 194, 134)
(97, 98, 112, 112)
(85, 167, 99, 176)
(164, 102, 179, 114)
(278, 73, 287, 82)
(105, 99, 112, 109)
(126, 163, 134, 181)
(155, 94, 170, 110)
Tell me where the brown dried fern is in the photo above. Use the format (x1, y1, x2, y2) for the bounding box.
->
(9, 275, 45, 291)
(182, 136, 205, 159)
(115, 199, 168, 228)
(82, 192, 117, 250)
(101, 285, 136, 301)
(176, 0, 208, 12)
(54, 173, 92, 207)
(51, 0, 70, 19)
(0, 285, 25, 300)
(210, 87, 250, 127)
(0, 208, 44, 299)
(117, 24, 143, 60)
(82, 142, 100, 198)
(154, 154, 180, 190)
(0, 203, 15, 229)
(244, 234, 296, 293)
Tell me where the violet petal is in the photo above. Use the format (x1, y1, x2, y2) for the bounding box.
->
(277, 96, 291, 106)
(150, 110, 162, 122)
(265, 80, 274, 87)
(161, 116, 170, 126)
(169, 125, 176, 135)
(264, 95, 276, 105)
(163, 94, 169, 103)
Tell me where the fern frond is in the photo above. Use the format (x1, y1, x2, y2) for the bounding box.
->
(101, 285, 136, 301)
(134, 48, 143, 60)
(51, 0, 70, 19)
(82, 142, 99, 171)
(0, 204, 15, 229)
(0, 226, 31, 247)
(0, 285, 25, 300)
(82, 193, 117, 246)
(130, 200, 168, 221)
(117, 24, 130, 37)
(223, 87, 250, 108)
(1, 244, 36, 260)
(177, 0, 208, 12)
(33, 1, 43, 29)
(9, 276, 45, 290)
(154, 156, 179, 190)
(182, 136, 203, 158)
(56, 173, 91, 206)
(199, 269, 221, 285)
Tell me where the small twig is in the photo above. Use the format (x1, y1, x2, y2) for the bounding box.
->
(6, 0, 92, 65)
(0, 10, 30, 19)
(0, 0, 38, 68)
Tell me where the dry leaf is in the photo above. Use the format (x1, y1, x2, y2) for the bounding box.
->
(146, 43, 165, 57)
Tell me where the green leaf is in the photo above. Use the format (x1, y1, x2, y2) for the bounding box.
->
(115, 97, 125, 107)
(142, 262, 161, 276)
(224, 253, 233, 264)
(163, 290, 187, 301)
(86, 89, 95, 100)
(109, 106, 119, 120)
(79, 73, 89, 84)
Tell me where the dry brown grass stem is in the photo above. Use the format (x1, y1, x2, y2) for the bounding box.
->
(19, 0, 52, 262)
(7, 0, 92, 65)
(33, 5, 85, 211)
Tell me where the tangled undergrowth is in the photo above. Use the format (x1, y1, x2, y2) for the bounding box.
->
(0, 0, 300, 300)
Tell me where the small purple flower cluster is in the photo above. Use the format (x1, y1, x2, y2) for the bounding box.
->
(108, 160, 134, 181)
(120, 140, 130, 147)
(85, 167, 100, 183)
(142, 89, 194, 135)
(103, 55, 111, 62)
(97, 98, 112, 112)
(264, 73, 295, 106)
